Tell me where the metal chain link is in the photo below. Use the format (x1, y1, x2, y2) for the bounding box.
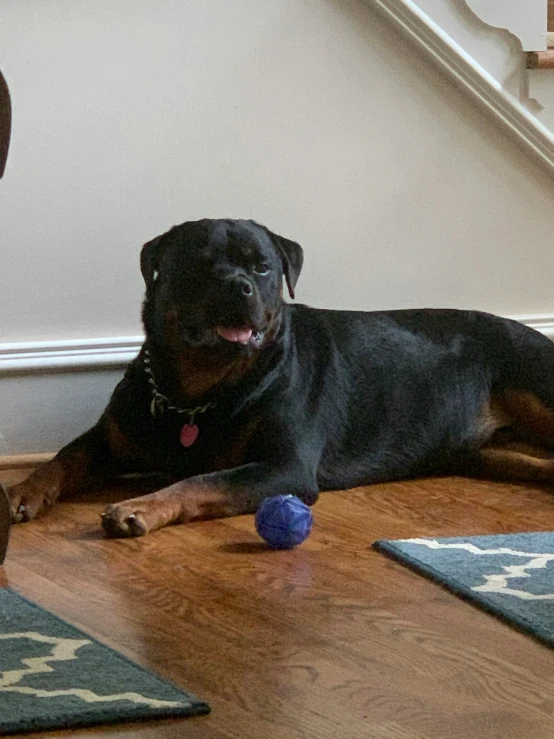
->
(143, 348, 215, 420)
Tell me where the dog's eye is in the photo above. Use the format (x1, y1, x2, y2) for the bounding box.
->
(253, 263, 270, 276)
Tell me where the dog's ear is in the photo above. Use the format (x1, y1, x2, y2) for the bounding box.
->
(264, 229, 303, 299)
(140, 234, 164, 287)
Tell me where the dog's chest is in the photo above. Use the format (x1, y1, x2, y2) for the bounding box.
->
(136, 408, 261, 476)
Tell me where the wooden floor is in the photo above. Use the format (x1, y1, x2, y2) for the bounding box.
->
(4, 469, 554, 739)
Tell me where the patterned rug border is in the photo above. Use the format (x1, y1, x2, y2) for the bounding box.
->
(0, 588, 210, 735)
(373, 534, 554, 651)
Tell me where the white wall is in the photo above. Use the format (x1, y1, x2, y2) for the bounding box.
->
(2, 0, 554, 453)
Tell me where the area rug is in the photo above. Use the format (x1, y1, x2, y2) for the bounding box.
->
(0, 588, 210, 735)
(374, 532, 554, 649)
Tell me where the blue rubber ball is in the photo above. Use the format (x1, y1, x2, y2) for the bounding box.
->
(255, 495, 313, 549)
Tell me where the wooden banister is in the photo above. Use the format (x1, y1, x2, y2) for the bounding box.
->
(527, 50, 554, 68)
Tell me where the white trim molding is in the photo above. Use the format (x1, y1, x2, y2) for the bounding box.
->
(364, 0, 554, 173)
(0, 336, 143, 373)
(0, 315, 552, 376)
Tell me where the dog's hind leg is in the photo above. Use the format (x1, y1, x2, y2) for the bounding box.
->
(496, 389, 554, 449)
(472, 389, 554, 483)
(475, 388, 554, 482)
(476, 442, 554, 483)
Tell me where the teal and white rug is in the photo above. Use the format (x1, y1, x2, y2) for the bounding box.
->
(0, 589, 209, 734)
(375, 532, 554, 648)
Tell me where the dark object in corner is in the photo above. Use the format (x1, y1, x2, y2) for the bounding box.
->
(0, 71, 12, 554)
(0, 483, 9, 563)
(0, 70, 11, 179)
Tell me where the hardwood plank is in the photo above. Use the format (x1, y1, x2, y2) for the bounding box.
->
(3, 471, 554, 737)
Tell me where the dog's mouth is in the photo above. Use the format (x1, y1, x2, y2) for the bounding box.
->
(215, 326, 264, 348)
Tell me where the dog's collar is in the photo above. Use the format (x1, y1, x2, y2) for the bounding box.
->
(142, 348, 216, 422)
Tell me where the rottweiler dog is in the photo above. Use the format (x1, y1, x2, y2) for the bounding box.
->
(7, 218, 554, 537)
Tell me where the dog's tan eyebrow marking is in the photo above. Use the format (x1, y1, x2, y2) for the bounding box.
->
(230, 244, 259, 265)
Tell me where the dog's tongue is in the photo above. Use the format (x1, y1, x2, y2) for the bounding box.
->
(216, 327, 253, 344)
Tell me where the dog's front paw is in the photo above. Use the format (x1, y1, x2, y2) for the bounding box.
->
(5, 482, 52, 523)
(101, 502, 152, 538)
(101, 488, 196, 537)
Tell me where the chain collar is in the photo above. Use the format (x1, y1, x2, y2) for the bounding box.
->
(142, 348, 216, 421)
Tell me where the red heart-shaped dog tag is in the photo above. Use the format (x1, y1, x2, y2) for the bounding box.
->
(180, 423, 199, 447)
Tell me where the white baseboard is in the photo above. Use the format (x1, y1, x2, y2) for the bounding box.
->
(0, 314, 552, 457)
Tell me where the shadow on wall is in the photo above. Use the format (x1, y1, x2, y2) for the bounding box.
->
(0, 70, 11, 178)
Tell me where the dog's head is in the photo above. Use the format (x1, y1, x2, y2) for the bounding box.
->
(141, 219, 303, 355)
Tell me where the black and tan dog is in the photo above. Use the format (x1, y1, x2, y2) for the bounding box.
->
(7, 218, 554, 537)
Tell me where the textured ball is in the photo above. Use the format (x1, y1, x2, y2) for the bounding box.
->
(255, 495, 313, 550)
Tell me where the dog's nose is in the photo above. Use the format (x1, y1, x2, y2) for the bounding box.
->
(236, 277, 253, 297)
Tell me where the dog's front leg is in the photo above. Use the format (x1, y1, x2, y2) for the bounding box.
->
(101, 462, 319, 538)
(7, 420, 124, 523)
